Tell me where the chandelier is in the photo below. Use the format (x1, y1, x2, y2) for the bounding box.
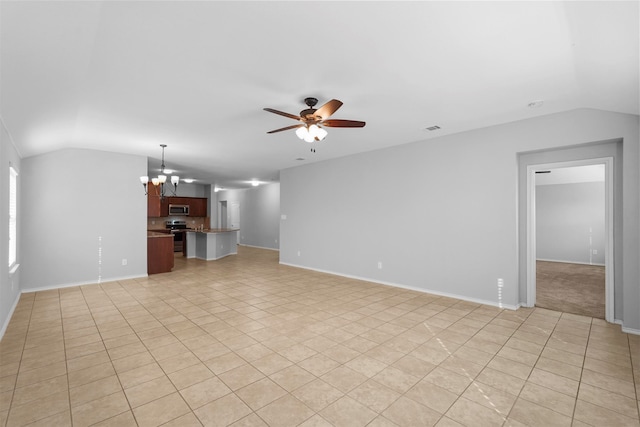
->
(140, 144, 179, 198)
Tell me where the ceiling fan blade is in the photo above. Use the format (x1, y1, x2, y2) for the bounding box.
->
(267, 124, 305, 134)
(321, 119, 366, 128)
(314, 99, 343, 120)
(263, 108, 301, 121)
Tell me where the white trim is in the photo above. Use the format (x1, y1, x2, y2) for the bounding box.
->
(8, 263, 19, 275)
(279, 262, 520, 311)
(21, 274, 148, 293)
(621, 326, 640, 336)
(238, 244, 279, 252)
(0, 292, 21, 342)
(536, 258, 605, 267)
(526, 157, 614, 322)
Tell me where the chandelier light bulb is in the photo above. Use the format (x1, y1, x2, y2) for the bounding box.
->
(171, 176, 180, 185)
(295, 127, 307, 140)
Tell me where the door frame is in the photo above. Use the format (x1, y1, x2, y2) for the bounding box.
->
(525, 157, 614, 322)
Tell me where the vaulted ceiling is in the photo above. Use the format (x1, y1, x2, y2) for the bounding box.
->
(1, 1, 638, 188)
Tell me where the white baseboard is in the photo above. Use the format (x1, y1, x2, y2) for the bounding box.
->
(279, 261, 520, 311)
(0, 292, 21, 342)
(21, 274, 148, 293)
(239, 244, 279, 252)
(536, 258, 605, 267)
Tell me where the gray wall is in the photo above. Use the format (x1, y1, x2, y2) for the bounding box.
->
(217, 183, 280, 250)
(21, 148, 148, 291)
(174, 182, 208, 198)
(0, 121, 22, 338)
(536, 182, 605, 265)
(280, 109, 640, 331)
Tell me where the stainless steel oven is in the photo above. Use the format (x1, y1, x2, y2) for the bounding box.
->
(166, 220, 188, 252)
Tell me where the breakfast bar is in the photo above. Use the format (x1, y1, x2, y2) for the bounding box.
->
(185, 229, 238, 260)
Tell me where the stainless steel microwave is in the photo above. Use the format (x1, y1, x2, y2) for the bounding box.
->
(168, 204, 189, 216)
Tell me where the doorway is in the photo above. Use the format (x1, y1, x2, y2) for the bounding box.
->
(533, 164, 606, 318)
(219, 201, 227, 228)
(526, 157, 614, 322)
(230, 202, 240, 244)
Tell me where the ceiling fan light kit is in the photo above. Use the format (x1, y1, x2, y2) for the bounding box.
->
(264, 97, 365, 150)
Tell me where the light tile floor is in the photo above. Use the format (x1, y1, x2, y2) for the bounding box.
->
(1, 246, 638, 426)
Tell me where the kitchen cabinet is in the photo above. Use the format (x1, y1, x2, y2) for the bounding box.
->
(147, 232, 174, 274)
(147, 194, 207, 218)
(188, 198, 207, 217)
(166, 196, 207, 217)
(147, 190, 168, 217)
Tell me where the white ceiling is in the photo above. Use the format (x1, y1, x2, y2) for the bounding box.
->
(1, 1, 638, 189)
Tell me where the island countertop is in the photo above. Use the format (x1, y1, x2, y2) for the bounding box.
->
(189, 228, 239, 234)
(147, 231, 173, 238)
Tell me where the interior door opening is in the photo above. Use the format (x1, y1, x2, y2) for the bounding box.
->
(526, 157, 614, 322)
(534, 164, 606, 318)
(219, 201, 227, 229)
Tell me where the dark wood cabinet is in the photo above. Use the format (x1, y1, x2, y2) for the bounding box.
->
(147, 233, 174, 274)
(188, 198, 207, 217)
(147, 194, 207, 218)
(147, 194, 169, 218)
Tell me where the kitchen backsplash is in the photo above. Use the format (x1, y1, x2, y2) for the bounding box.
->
(147, 216, 209, 230)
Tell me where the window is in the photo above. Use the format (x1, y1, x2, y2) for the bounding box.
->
(8, 166, 17, 267)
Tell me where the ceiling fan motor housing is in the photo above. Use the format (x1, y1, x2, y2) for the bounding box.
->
(300, 97, 319, 120)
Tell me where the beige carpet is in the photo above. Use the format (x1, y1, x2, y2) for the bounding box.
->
(536, 260, 605, 319)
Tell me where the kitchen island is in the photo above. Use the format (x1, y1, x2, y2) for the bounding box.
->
(147, 231, 174, 274)
(185, 229, 238, 260)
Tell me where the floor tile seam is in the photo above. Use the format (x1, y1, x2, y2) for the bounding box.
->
(469, 313, 559, 425)
(4, 294, 60, 426)
(419, 314, 518, 426)
(625, 332, 640, 402)
(76, 286, 143, 424)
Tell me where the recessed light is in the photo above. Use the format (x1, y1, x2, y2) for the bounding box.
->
(528, 100, 544, 108)
(425, 125, 441, 131)
(183, 178, 194, 183)
(295, 158, 305, 161)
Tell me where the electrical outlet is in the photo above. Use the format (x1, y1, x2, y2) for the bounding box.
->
(377, 262, 382, 269)
(593, 249, 598, 255)
(297, 251, 301, 257)
(122, 259, 127, 266)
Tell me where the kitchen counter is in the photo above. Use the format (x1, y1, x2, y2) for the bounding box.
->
(185, 229, 238, 260)
(193, 228, 239, 234)
(147, 231, 174, 274)
(147, 230, 173, 238)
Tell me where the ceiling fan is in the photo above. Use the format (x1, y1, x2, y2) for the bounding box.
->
(264, 97, 365, 147)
